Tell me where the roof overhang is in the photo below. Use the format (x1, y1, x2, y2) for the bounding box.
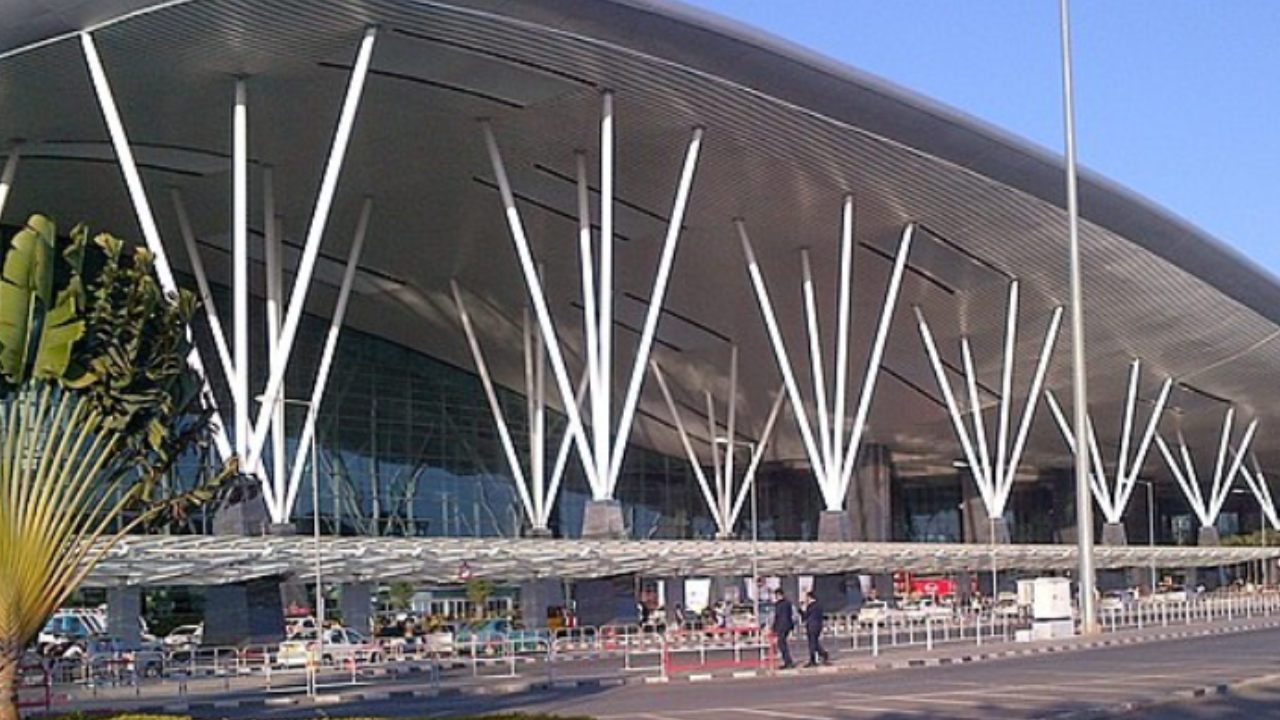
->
(83, 536, 1280, 587)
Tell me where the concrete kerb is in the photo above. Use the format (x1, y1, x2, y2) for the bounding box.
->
(1039, 671, 1280, 720)
(76, 617, 1280, 714)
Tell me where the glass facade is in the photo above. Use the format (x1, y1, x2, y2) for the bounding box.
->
(194, 291, 723, 539)
(182, 284, 1259, 547)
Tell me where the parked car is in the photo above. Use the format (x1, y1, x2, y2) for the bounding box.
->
(1152, 586, 1191, 603)
(59, 637, 166, 679)
(163, 624, 203, 650)
(453, 619, 549, 655)
(374, 623, 456, 656)
(278, 626, 384, 667)
(285, 616, 319, 638)
(900, 598, 953, 622)
(856, 600, 895, 626)
(38, 609, 107, 650)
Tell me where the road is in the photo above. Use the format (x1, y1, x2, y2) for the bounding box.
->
(205, 625, 1280, 720)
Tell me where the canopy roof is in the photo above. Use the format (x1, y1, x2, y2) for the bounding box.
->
(83, 536, 1280, 587)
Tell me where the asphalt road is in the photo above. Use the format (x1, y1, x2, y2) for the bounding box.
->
(209, 626, 1280, 720)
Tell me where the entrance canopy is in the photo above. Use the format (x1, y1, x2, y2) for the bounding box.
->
(84, 536, 1278, 587)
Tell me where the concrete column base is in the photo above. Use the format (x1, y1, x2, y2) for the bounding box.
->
(986, 515, 1011, 544)
(107, 587, 142, 646)
(1198, 525, 1221, 546)
(582, 499, 627, 539)
(527, 526, 554, 538)
(204, 576, 288, 646)
(340, 583, 372, 634)
(817, 510, 851, 542)
(664, 577, 687, 628)
(574, 575, 637, 627)
(519, 578, 562, 630)
(1101, 522, 1128, 546)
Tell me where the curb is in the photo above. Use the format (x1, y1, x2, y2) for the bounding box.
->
(1040, 672, 1280, 720)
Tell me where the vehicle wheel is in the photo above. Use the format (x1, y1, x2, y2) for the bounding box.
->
(369, 652, 383, 664)
(144, 664, 162, 679)
(322, 654, 334, 666)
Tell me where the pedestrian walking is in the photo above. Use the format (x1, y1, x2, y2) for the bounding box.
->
(801, 591, 830, 666)
(771, 588, 796, 669)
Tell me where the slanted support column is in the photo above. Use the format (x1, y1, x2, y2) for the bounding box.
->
(481, 101, 704, 513)
(740, 219, 913, 517)
(916, 281, 1062, 539)
(81, 30, 237, 484)
(1155, 406, 1257, 543)
(247, 26, 378, 476)
(0, 143, 20, 223)
(233, 79, 250, 462)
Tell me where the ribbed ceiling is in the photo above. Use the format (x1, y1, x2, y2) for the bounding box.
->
(1, 0, 1278, 489)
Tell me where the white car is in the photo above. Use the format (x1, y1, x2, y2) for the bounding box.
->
(163, 624, 203, 649)
(857, 600, 894, 626)
(278, 627, 384, 667)
(900, 599, 953, 622)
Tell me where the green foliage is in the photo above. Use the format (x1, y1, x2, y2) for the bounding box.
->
(466, 578, 496, 617)
(388, 581, 416, 610)
(0, 215, 235, 720)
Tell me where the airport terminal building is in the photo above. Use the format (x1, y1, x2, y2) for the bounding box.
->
(3, 0, 1280, 629)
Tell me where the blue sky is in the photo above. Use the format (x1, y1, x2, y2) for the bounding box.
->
(681, 1, 1280, 278)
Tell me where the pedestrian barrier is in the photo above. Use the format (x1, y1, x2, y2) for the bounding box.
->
(33, 592, 1280, 706)
(660, 626, 772, 678)
(18, 657, 51, 712)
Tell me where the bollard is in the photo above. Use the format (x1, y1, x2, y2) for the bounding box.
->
(871, 623, 879, 657)
(926, 617, 933, 651)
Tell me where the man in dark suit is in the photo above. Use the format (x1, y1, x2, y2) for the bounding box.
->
(801, 591, 830, 666)
(771, 588, 796, 669)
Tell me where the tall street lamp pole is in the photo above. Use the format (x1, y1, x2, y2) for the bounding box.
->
(1146, 481, 1157, 594)
(260, 395, 324, 656)
(989, 515, 998, 601)
(716, 438, 760, 629)
(1059, 0, 1098, 634)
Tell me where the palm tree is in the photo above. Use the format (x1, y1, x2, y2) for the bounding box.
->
(0, 215, 232, 720)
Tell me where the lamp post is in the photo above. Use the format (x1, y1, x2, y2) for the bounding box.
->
(259, 395, 324, 653)
(1138, 480, 1156, 596)
(716, 438, 760, 629)
(989, 515, 998, 602)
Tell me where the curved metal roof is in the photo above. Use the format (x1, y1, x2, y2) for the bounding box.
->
(1, 0, 1279, 485)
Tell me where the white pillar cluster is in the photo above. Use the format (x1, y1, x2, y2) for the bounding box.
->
(915, 280, 1063, 522)
(1045, 359, 1173, 524)
(737, 207, 914, 512)
(479, 91, 704, 502)
(80, 27, 380, 525)
(651, 348, 785, 538)
(452, 287, 580, 534)
(1154, 406, 1257, 532)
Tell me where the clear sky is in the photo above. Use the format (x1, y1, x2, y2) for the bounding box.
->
(680, 0, 1280, 278)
